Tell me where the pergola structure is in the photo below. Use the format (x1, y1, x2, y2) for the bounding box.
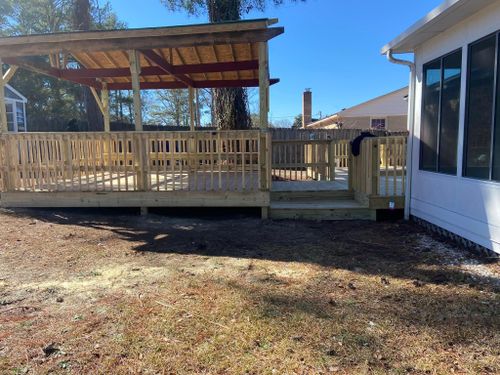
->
(0, 19, 284, 216)
(0, 18, 283, 132)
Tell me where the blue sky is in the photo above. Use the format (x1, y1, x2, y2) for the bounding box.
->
(110, 0, 442, 123)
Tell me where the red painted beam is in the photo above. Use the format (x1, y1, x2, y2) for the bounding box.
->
(139, 49, 194, 87)
(59, 60, 259, 79)
(4, 57, 102, 89)
(107, 78, 279, 90)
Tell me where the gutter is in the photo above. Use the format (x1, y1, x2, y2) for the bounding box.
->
(386, 50, 416, 220)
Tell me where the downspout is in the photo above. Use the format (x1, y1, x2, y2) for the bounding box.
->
(386, 50, 416, 220)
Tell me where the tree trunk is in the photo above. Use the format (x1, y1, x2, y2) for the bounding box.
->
(206, 0, 251, 129)
(73, 0, 104, 131)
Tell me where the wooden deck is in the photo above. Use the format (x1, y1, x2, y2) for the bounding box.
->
(272, 167, 404, 196)
(0, 132, 407, 219)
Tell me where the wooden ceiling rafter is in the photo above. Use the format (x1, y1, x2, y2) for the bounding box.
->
(0, 19, 283, 90)
(100, 51, 124, 84)
(211, 45, 224, 80)
(192, 46, 208, 81)
(139, 49, 194, 87)
(229, 44, 241, 80)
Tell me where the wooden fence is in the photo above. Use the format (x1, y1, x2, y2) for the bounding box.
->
(0, 130, 266, 194)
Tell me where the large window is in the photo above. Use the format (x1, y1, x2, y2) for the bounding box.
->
(420, 49, 462, 174)
(464, 32, 500, 181)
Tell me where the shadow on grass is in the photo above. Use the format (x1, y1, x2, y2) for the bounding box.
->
(4, 207, 500, 295)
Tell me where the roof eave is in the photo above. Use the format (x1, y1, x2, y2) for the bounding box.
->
(381, 0, 497, 55)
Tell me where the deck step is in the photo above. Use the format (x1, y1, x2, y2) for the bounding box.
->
(269, 200, 375, 221)
(271, 189, 354, 202)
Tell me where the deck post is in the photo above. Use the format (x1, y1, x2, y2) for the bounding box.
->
(0, 58, 8, 133)
(129, 50, 147, 199)
(102, 82, 110, 132)
(347, 144, 354, 191)
(128, 50, 143, 131)
(195, 88, 201, 127)
(328, 141, 335, 181)
(187, 87, 197, 184)
(189, 86, 195, 131)
(370, 139, 380, 195)
(259, 42, 270, 219)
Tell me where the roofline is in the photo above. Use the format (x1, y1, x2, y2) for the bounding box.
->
(0, 19, 283, 59)
(5, 84, 28, 103)
(381, 0, 463, 54)
(306, 86, 408, 128)
(0, 18, 277, 45)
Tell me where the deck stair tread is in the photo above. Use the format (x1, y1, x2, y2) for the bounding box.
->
(270, 200, 367, 210)
(269, 197, 375, 220)
(271, 189, 354, 202)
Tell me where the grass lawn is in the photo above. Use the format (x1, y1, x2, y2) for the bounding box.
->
(0, 208, 499, 374)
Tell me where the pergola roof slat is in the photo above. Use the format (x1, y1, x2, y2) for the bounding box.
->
(0, 18, 283, 90)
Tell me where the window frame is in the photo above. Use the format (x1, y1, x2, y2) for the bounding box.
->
(370, 117, 387, 129)
(463, 31, 500, 181)
(420, 47, 463, 175)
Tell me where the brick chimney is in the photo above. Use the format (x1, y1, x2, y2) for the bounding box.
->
(302, 89, 312, 128)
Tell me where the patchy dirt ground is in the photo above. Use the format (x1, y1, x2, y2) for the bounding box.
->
(0, 208, 499, 375)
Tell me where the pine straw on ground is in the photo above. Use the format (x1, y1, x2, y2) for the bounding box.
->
(0, 208, 499, 375)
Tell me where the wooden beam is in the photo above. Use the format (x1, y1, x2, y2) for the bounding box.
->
(59, 60, 259, 79)
(3, 65, 18, 83)
(0, 28, 285, 58)
(128, 50, 142, 131)
(0, 20, 277, 47)
(102, 82, 110, 132)
(89, 87, 104, 115)
(139, 49, 194, 87)
(189, 87, 195, 131)
(4, 57, 101, 88)
(107, 78, 279, 91)
(258, 42, 270, 210)
(259, 42, 269, 129)
(0, 58, 7, 132)
(195, 88, 201, 127)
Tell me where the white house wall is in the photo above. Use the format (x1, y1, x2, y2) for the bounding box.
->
(411, 1, 500, 253)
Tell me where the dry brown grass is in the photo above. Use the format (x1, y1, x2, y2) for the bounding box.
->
(0, 208, 499, 374)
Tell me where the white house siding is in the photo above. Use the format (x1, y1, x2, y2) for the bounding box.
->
(411, 1, 500, 253)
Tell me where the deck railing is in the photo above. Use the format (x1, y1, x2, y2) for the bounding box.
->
(350, 136, 407, 201)
(271, 139, 350, 181)
(0, 130, 268, 193)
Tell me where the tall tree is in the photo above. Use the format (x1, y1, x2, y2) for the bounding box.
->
(2, 0, 126, 131)
(73, 0, 103, 131)
(146, 88, 211, 127)
(161, 0, 304, 129)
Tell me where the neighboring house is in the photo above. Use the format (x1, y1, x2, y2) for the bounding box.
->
(382, 0, 500, 253)
(5, 84, 27, 132)
(304, 87, 408, 131)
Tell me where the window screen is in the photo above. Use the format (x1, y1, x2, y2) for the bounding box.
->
(420, 49, 462, 174)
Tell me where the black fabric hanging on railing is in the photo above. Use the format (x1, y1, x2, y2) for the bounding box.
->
(351, 132, 376, 157)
